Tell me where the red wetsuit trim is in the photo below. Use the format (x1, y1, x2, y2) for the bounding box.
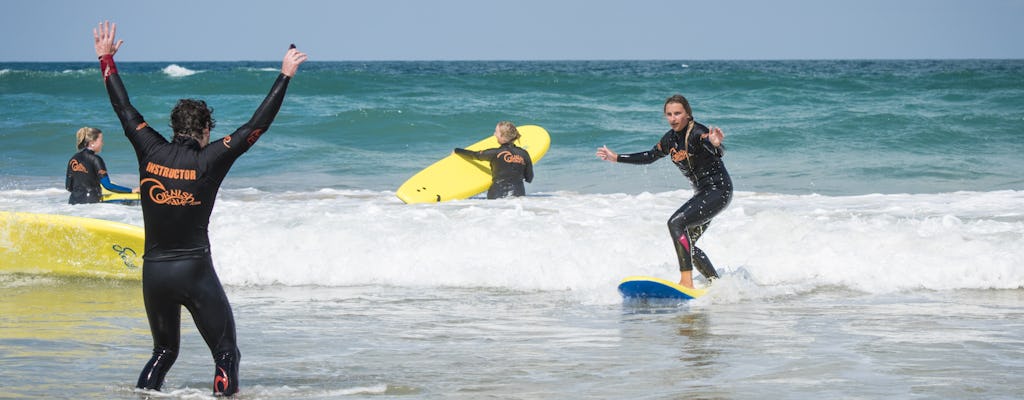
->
(99, 54, 117, 82)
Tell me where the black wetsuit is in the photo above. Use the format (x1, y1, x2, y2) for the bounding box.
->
(100, 54, 292, 396)
(617, 120, 732, 279)
(454, 143, 533, 199)
(65, 148, 132, 204)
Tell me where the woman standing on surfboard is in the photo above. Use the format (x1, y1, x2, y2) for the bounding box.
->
(93, 21, 306, 396)
(596, 94, 732, 289)
(65, 126, 137, 204)
(454, 121, 534, 199)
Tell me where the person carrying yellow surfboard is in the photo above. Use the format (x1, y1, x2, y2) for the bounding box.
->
(454, 121, 534, 199)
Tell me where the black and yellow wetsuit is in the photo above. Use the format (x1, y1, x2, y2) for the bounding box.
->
(454, 143, 534, 199)
(100, 53, 293, 396)
(617, 120, 732, 280)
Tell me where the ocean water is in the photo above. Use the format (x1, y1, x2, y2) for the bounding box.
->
(1, 60, 1023, 398)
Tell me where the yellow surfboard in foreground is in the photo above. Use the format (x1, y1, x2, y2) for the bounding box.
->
(396, 124, 551, 203)
(0, 211, 144, 280)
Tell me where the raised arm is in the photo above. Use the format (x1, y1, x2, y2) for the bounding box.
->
(226, 46, 308, 151)
(92, 21, 158, 150)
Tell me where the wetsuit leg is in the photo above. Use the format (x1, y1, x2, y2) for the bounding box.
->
(69, 189, 101, 204)
(487, 181, 525, 199)
(685, 223, 720, 280)
(138, 261, 183, 391)
(692, 247, 720, 280)
(181, 257, 239, 396)
(137, 256, 240, 395)
(667, 183, 731, 278)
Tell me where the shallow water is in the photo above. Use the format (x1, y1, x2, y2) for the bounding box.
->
(2, 277, 1023, 399)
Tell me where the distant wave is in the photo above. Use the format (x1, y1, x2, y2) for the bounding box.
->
(162, 64, 199, 77)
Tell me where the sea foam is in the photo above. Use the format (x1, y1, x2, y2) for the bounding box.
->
(162, 64, 198, 77)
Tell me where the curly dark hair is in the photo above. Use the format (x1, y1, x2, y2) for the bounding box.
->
(170, 99, 216, 141)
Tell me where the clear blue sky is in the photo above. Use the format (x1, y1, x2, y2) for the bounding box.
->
(2, 0, 1022, 62)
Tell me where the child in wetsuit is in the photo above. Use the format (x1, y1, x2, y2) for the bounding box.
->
(454, 121, 534, 199)
(596, 94, 732, 289)
(65, 126, 136, 204)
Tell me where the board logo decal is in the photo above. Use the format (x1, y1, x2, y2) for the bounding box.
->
(112, 244, 139, 270)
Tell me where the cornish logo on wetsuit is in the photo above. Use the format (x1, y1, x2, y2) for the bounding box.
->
(669, 148, 690, 162)
(69, 159, 88, 173)
(246, 129, 264, 146)
(498, 150, 526, 165)
(141, 178, 201, 206)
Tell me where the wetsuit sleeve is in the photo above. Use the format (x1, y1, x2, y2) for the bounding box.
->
(524, 151, 534, 183)
(454, 147, 486, 161)
(100, 55, 168, 153)
(93, 155, 132, 193)
(65, 159, 73, 191)
(100, 176, 133, 193)
(222, 74, 291, 153)
(693, 129, 725, 158)
(616, 135, 671, 165)
(185, 74, 292, 178)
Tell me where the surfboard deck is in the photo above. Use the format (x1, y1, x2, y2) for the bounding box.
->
(618, 275, 706, 300)
(0, 211, 144, 280)
(396, 124, 551, 203)
(101, 188, 140, 205)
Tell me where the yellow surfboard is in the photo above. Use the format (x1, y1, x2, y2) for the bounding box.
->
(101, 187, 140, 204)
(0, 211, 144, 280)
(396, 124, 551, 203)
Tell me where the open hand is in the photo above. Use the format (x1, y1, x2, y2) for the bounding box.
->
(596, 145, 618, 162)
(708, 126, 725, 147)
(93, 21, 124, 58)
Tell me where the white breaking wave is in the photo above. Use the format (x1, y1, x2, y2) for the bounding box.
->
(3, 189, 1023, 303)
(162, 64, 199, 77)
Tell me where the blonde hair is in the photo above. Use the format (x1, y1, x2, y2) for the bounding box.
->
(76, 127, 102, 150)
(496, 121, 520, 144)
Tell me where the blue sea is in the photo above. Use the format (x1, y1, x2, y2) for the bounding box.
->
(2, 60, 1023, 399)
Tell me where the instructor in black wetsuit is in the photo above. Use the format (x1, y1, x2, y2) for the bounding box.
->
(596, 94, 732, 289)
(93, 21, 307, 396)
(454, 121, 534, 199)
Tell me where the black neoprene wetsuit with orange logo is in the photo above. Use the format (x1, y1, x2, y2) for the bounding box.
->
(454, 143, 534, 199)
(65, 148, 133, 204)
(100, 54, 292, 396)
(616, 120, 732, 279)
